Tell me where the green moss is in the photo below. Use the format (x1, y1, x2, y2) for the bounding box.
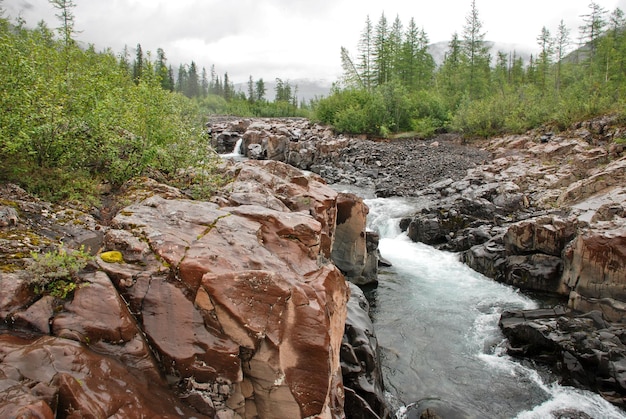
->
(100, 250, 124, 264)
(0, 199, 19, 209)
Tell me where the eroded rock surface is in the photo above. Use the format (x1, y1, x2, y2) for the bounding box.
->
(0, 158, 383, 418)
(500, 308, 626, 408)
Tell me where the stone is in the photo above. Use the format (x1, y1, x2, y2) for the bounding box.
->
(0, 334, 200, 417)
(341, 283, 388, 419)
(562, 227, 626, 321)
(504, 215, 578, 257)
(332, 193, 375, 284)
(0, 206, 19, 227)
(499, 308, 626, 408)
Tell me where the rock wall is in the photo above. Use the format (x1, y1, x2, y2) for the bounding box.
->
(0, 159, 381, 418)
(394, 116, 626, 323)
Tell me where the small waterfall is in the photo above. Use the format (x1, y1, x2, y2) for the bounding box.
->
(220, 138, 244, 159)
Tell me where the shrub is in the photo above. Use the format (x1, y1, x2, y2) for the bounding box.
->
(27, 246, 92, 299)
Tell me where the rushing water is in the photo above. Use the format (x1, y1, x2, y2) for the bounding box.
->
(360, 195, 626, 419)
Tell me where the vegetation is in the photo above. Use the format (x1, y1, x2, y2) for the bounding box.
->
(317, 1, 626, 138)
(27, 246, 92, 299)
(0, 1, 314, 203)
(3, 0, 625, 202)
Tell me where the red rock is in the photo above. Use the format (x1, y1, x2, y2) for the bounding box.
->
(563, 227, 626, 321)
(0, 335, 199, 418)
(141, 275, 242, 383)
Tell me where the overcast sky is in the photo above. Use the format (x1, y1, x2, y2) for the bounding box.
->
(6, 0, 626, 84)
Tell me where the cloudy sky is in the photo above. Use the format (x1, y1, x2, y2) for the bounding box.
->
(6, 0, 626, 84)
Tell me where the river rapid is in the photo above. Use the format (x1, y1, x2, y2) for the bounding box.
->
(219, 140, 625, 418)
(359, 193, 626, 419)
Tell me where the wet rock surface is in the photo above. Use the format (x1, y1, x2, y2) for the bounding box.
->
(342, 283, 388, 419)
(211, 116, 626, 410)
(500, 308, 626, 409)
(0, 159, 384, 418)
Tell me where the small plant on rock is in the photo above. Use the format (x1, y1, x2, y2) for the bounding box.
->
(27, 246, 92, 299)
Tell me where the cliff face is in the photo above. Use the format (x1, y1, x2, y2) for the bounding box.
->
(0, 160, 377, 418)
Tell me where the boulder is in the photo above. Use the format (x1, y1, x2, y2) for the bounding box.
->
(562, 227, 626, 321)
(0, 334, 201, 418)
(342, 283, 388, 419)
(504, 215, 578, 257)
(499, 308, 626, 408)
(332, 193, 379, 285)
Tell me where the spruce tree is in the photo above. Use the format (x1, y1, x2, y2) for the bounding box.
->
(186, 61, 199, 98)
(357, 15, 375, 91)
(133, 43, 143, 85)
(461, 0, 490, 100)
(255, 78, 266, 102)
(554, 20, 570, 92)
(373, 13, 390, 86)
(536, 26, 554, 92)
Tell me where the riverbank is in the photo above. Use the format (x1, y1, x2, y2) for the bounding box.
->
(212, 115, 626, 411)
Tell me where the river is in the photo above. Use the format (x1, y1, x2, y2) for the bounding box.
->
(361, 194, 626, 419)
(218, 142, 626, 418)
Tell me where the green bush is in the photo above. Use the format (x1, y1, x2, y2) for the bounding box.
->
(27, 246, 93, 299)
(0, 19, 220, 203)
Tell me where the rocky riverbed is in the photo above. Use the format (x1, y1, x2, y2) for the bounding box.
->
(211, 115, 626, 411)
(1, 115, 625, 418)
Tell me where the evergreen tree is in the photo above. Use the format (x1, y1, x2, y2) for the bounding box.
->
(247, 75, 255, 102)
(554, 20, 570, 92)
(48, 0, 76, 48)
(186, 61, 199, 98)
(223, 72, 232, 100)
(389, 15, 403, 82)
(438, 32, 463, 103)
(119, 45, 131, 78)
(373, 13, 390, 86)
(536, 26, 554, 91)
(168, 65, 175, 92)
(493, 51, 509, 95)
(201, 67, 209, 97)
(176, 63, 187, 93)
(132, 43, 143, 84)
(461, 0, 490, 99)
(155, 48, 173, 91)
(580, 1, 608, 60)
(255, 78, 266, 101)
(357, 15, 375, 91)
(340, 46, 363, 88)
(599, 7, 626, 87)
(509, 52, 525, 86)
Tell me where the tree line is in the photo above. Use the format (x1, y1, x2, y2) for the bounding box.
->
(124, 42, 307, 117)
(316, 0, 626, 137)
(0, 0, 314, 202)
(0, 0, 223, 203)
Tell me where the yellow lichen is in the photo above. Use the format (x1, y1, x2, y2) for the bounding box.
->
(100, 250, 124, 264)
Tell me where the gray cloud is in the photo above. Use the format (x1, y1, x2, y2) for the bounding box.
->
(5, 0, 626, 84)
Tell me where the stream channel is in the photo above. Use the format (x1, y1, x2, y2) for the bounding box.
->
(220, 144, 626, 418)
(358, 191, 626, 419)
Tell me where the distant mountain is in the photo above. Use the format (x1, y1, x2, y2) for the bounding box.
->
(232, 42, 536, 102)
(428, 40, 535, 66)
(234, 79, 333, 103)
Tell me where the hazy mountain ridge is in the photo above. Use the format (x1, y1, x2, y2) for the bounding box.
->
(234, 79, 334, 102)
(428, 40, 535, 66)
(239, 41, 537, 101)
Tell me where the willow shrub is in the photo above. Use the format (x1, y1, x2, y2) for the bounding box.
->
(0, 19, 221, 203)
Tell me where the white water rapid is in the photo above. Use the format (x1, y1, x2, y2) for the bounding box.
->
(362, 195, 626, 419)
(221, 138, 244, 159)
